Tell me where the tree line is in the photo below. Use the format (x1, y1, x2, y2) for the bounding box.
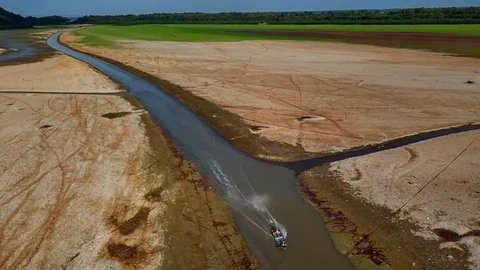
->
(0, 7, 70, 29)
(74, 7, 480, 25)
(1, 6, 479, 30)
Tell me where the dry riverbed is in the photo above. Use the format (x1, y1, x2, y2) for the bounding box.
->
(62, 32, 480, 161)
(0, 52, 256, 268)
(0, 54, 120, 93)
(63, 30, 480, 269)
(301, 130, 480, 270)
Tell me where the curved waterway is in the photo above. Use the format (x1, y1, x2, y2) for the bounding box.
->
(47, 33, 354, 269)
(283, 123, 480, 173)
(46, 32, 480, 269)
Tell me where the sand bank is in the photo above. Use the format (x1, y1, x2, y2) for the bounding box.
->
(0, 48, 255, 269)
(62, 32, 480, 160)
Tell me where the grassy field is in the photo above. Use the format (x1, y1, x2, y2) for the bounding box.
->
(71, 24, 480, 57)
(73, 24, 480, 45)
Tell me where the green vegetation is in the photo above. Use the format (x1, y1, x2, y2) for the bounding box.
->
(73, 24, 319, 45)
(73, 24, 480, 46)
(75, 7, 480, 25)
(0, 7, 69, 29)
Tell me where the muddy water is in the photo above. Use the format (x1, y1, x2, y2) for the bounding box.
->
(283, 123, 480, 173)
(47, 33, 353, 269)
(0, 30, 52, 63)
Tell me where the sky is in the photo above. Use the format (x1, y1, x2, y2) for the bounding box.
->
(0, 0, 479, 17)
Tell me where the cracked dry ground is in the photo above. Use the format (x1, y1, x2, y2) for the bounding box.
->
(0, 94, 255, 268)
(63, 32, 480, 270)
(301, 130, 480, 270)
(62, 33, 480, 161)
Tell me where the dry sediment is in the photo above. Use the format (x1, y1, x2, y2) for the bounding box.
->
(300, 130, 480, 270)
(62, 32, 480, 161)
(0, 54, 121, 93)
(62, 31, 480, 269)
(0, 51, 256, 269)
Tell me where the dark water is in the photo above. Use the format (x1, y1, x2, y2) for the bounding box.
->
(0, 30, 51, 62)
(283, 123, 480, 173)
(47, 33, 354, 269)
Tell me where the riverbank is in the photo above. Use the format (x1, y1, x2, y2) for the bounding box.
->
(62, 28, 480, 269)
(300, 130, 480, 270)
(62, 31, 480, 161)
(0, 29, 57, 65)
(0, 47, 256, 268)
(0, 54, 121, 92)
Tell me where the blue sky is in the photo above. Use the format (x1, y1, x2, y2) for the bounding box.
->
(0, 0, 479, 17)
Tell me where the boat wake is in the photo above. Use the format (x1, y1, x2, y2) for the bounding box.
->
(208, 159, 287, 238)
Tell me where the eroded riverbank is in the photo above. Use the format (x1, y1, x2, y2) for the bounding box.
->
(62, 31, 480, 161)
(51, 32, 355, 269)
(62, 28, 480, 269)
(0, 30, 256, 269)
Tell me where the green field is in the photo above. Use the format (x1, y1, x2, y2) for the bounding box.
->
(73, 24, 480, 45)
(71, 24, 480, 57)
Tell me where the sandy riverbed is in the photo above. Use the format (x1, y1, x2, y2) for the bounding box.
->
(62, 31, 480, 269)
(0, 53, 256, 269)
(331, 130, 480, 269)
(62, 32, 480, 160)
(0, 54, 120, 93)
(301, 130, 480, 270)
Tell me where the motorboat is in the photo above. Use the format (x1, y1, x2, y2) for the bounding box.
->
(269, 223, 287, 249)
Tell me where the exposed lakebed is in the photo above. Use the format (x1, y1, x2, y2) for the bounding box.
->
(46, 31, 480, 269)
(47, 32, 354, 269)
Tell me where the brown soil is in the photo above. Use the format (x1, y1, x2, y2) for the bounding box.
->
(107, 243, 142, 261)
(299, 165, 472, 270)
(0, 54, 121, 93)
(0, 48, 257, 269)
(133, 99, 258, 270)
(102, 111, 133, 119)
(62, 31, 480, 161)
(327, 130, 480, 269)
(238, 30, 480, 58)
(61, 30, 480, 269)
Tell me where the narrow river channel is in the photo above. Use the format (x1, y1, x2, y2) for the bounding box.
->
(47, 33, 354, 269)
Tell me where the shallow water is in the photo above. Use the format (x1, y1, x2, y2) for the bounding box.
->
(0, 30, 51, 63)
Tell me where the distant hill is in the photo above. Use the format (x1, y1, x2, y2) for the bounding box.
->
(74, 6, 480, 25)
(0, 7, 29, 28)
(0, 7, 69, 29)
